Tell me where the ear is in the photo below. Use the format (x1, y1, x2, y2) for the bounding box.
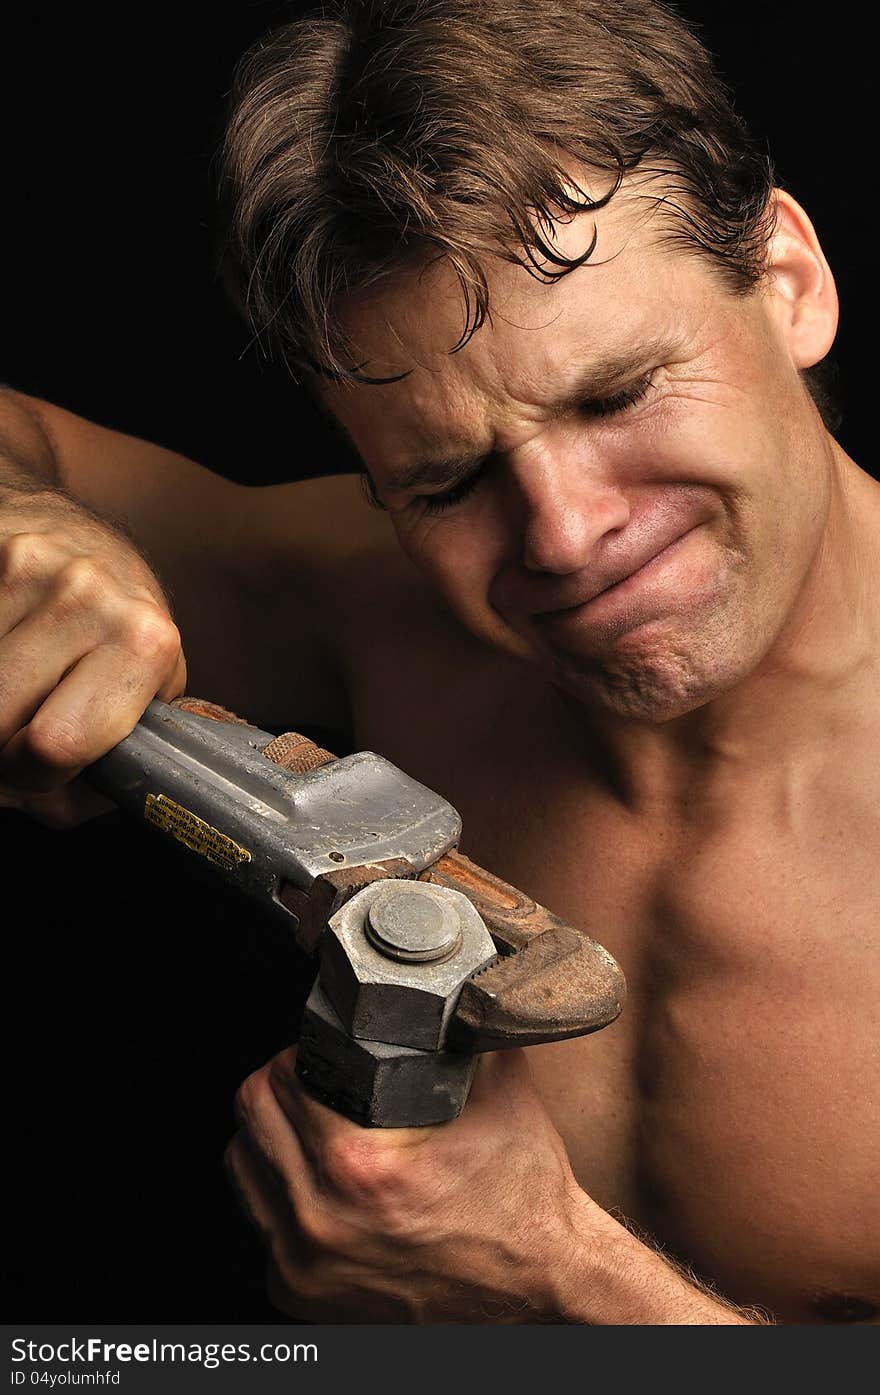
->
(764, 189, 838, 368)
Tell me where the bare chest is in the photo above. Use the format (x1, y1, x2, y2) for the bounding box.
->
(351, 667, 880, 1323)
(624, 817, 880, 1323)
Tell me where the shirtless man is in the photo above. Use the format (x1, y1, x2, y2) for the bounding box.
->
(1, 1, 877, 1324)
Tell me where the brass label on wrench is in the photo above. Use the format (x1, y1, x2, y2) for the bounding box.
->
(144, 793, 253, 870)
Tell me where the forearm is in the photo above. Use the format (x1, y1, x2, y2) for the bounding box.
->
(550, 1196, 766, 1325)
(0, 386, 157, 578)
(0, 387, 121, 550)
(0, 386, 63, 497)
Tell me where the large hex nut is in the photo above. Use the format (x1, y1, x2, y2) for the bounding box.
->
(296, 983, 476, 1128)
(319, 879, 497, 1051)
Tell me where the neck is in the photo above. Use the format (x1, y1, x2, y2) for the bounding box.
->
(560, 445, 880, 813)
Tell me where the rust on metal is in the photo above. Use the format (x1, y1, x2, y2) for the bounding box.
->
(278, 858, 418, 956)
(172, 698, 334, 771)
(422, 850, 625, 1051)
(421, 849, 571, 951)
(446, 924, 625, 1052)
(260, 730, 335, 773)
(172, 695, 250, 724)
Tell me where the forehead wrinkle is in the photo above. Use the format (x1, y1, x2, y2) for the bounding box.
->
(384, 374, 498, 489)
(544, 332, 678, 418)
(386, 328, 677, 491)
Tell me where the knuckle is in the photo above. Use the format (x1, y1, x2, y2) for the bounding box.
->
(320, 1133, 396, 1200)
(223, 1136, 245, 1188)
(0, 531, 51, 585)
(121, 603, 180, 666)
(23, 711, 89, 771)
(294, 1201, 340, 1254)
(267, 1051, 295, 1098)
(53, 556, 107, 612)
(233, 1069, 265, 1128)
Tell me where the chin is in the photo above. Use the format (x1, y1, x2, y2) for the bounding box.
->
(546, 622, 752, 723)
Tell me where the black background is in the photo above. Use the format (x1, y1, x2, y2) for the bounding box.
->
(2, 3, 873, 1322)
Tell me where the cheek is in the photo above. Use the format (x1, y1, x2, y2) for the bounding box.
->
(394, 507, 507, 612)
(630, 396, 776, 484)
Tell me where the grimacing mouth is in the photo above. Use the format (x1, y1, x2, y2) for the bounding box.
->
(529, 522, 705, 617)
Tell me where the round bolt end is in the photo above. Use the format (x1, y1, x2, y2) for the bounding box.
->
(366, 881, 462, 963)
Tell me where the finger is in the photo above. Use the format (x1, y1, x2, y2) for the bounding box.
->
(264, 1045, 349, 1142)
(156, 644, 187, 702)
(0, 602, 121, 747)
(265, 1045, 342, 1148)
(0, 587, 185, 748)
(234, 1062, 313, 1200)
(224, 1132, 300, 1249)
(268, 1043, 376, 1135)
(266, 1046, 435, 1182)
(271, 1041, 536, 1158)
(0, 625, 183, 791)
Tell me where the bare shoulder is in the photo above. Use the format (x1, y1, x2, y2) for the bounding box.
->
(241, 471, 463, 656)
(242, 471, 399, 582)
(236, 472, 535, 747)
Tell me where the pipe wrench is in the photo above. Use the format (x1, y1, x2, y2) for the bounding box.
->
(89, 696, 626, 1126)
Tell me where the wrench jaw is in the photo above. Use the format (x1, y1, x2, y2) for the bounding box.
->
(446, 926, 626, 1053)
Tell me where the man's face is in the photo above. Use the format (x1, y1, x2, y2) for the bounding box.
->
(323, 190, 831, 721)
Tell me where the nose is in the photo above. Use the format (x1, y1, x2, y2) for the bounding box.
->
(512, 442, 631, 574)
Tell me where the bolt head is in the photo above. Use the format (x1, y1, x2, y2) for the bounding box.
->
(319, 878, 497, 1051)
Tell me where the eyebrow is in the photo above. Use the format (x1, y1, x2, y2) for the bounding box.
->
(387, 336, 672, 491)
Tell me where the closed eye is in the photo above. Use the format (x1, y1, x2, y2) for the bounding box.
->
(580, 371, 656, 417)
(421, 461, 491, 514)
(420, 372, 658, 514)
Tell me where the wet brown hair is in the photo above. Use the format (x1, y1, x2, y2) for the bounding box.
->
(221, 0, 835, 420)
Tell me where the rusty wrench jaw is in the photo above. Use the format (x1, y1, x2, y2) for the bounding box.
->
(419, 850, 626, 1053)
(448, 925, 625, 1053)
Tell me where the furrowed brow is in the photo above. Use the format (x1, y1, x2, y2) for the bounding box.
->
(389, 450, 491, 492)
(548, 337, 672, 417)
(388, 337, 673, 491)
